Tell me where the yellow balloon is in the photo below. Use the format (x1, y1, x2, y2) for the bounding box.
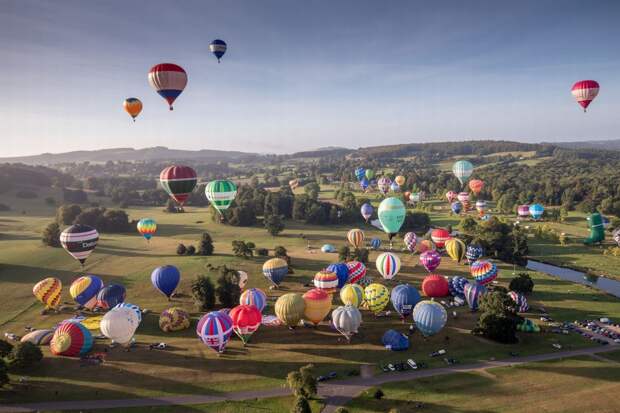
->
(302, 289, 332, 325)
(364, 283, 390, 313)
(33, 277, 62, 309)
(395, 175, 406, 186)
(275, 293, 306, 328)
(340, 284, 364, 308)
(445, 238, 466, 262)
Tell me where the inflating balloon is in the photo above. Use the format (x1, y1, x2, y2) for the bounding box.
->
(470, 260, 498, 285)
(240, 288, 267, 313)
(390, 284, 421, 319)
(274, 293, 305, 328)
(364, 283, 390, 313)
(346, 260, 366, 284)
(302, 289, 332, 325)
(430, 228, 451, 249)
(123, 97, 142, 121)
(420, 250, 441, 272)
(159, 165, 197, 206)
(403, 232, 417, 253)
(347, 228, 365, 249)
(148, 63, 187, 110)
(50, 322, 93, 357)
(60, 225, 99, 266)
(466, 244, 484, 264)
(21, 329, 53, 346)
(448, 276, 469, 299)
(229, 305, 262, 344)
(382, 329, 409, 351)
(445, 238, 466, 262)
(151, 265, 180, 299)
(314, 270, 339, 294)
(114, 303, 142, 324)
(508, 291, 529, 313)
(205, 180, 237, 214)
(417, 239, 435, 254)
(422, 274, 449, 297)
(196, 311, 234, 353)
(236, 271, 248, 290)
(327, 263, 349, 289)
(70, 275, 103, 309)
(340, 284, 365, 308)
(457, 192, 470, 211)
(33, 277, 62, 310)
(96, 284, 126, 310)
(159, 307, 191, 332)
(376, 252, 401, 280)
(262, 258, 288, 287)
(464, 283, 486, 311)
(413, 300, 447, 336)
(100, 306, 139, 345)
(331, 305, 362, 341)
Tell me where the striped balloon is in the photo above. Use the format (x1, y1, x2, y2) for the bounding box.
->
(209, 39, 227, 62)
(403, 232, 417, 252)
(340, 284, 365, 308)
(137, 218, 157, 241)
(517, 205, 530, 218)
(413, 300, 447, 336)
(148, 63, 187, 110)
(159, 165, 197, 206)
(571, 80, 599, 112)
(420, 250, 441, 272)
(240, 288, 267, 313)
(50, 321, 93, 357)
(445, 238, 466, 262)
(370, 238, 381, 250)
(529, 204, 544, 220)
(196, 311, 234, 353)
(364, 283, 390, 313)
(508, 291, 529, 313)
(466, 244, 484, 264)
(123, 97, 142, 121)
(470, 260, 498, 285)
(430, 228, 451, 249)
(464, 283, 487, 311)
(452, 160, 474, 186)
(70, 275, 103, 309)
(205, 180, 237, 214)
(448, 276, 469, 299)
(345, 261, 366, 284)
(159, 307, 191, 332)
(446, 191, 458, 203)
(376, 252, 401, 280)
(21, 329, 54, 346)
(313, 270, 339, 294)
(33, 277, 62, 309)
(60, 225, 99, 265)
(347, 228, 365, 249)
(263, 258, 288, 287)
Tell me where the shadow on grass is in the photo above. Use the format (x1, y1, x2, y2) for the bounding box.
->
(0, 264, 118, 285)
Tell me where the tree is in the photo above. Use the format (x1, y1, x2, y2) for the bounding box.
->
(41, 222, 61, 247)
(291, 396, 312, 413)
(215, 267, 242, 308)
(509, 273, 535, 294)
(304, 182, 320, 200)
(472, 290, 521, 344)
(0, 359, 8, 388)
(265, 214, 285, 236)
(338, 245, 351, 262)
(0, 339, 13, 357)
(352, 248, 369, 264)
(176, 243, 187, 255)
(8, 342, 43, 370)
(198, 233, 214, 256)
(56, 204, 82, 225)
(286, 364, 316, 399)
(191, 275, 215, 311)
(186, 245, 196, 255)
(400, 211, 431, 234)
(232, 240, 253, 259)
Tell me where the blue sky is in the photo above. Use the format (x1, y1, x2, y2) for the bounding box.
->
(1, 0, 619, 156)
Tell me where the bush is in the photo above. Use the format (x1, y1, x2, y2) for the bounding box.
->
(274, 245, 292, 271)
(232, 240, 253, 259)
(198, 233, 214, 256)
(472, 290, 520, 344)
(509, 273, 534, 294)
(338, 245, 351, 261)
(0, 339, 13, 357)
(191, 275, 215, 311)
(215, 267, 242, 308)
(56, 204, 82, 225)
(373, 388, 384, 399)
(352, 248, 369, 264)
(286, 364, 317, 399)
(265, 214, 285, 236)
(176, 243, 187, 255)
(256, 248, 269, 256)
(334, 408, 350, 413)
(186, 245, 196, 255)
(42, 222, 61, 247)
(8, 342, 43, 370)
(291, 396, 312, 413)
(0, 359, 8, 388)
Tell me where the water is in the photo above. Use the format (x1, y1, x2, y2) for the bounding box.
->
(526, 260, 620, 299)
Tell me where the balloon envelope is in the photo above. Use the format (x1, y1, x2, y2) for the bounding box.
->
(314, 270, 339, 294)
(445, 238, 466, 262)
(70, 275, 103, 309)
(378, 197, 406, 236)
(274, 293, 306, 328)
(327, 263, 349, 289)
(60, 224, 99, 265)
(196, 311, 234, 353)
(262, 258, 288, 286)
(205, 180, 237, 213)
(420, 250, 441, 272)
(100, 307, 139, 345)
(137, 218, 157, 240)
(123, 97, 142, 120)
(464, 283, 487, 311)
(360, 203, 373, 221)
(159, 307, 191, 332)
(50, 322, 93, 357)
(159, 165, 197, 205)
(209, 39, 227, 62)
(345, 261, 366, 284)
(302, 289, 332, 325)
(229, 305, 262, 344)
(347, 229, 365, 249)
(403, 232, 417, 252)
(148, 63, 187, 110)
(151, 265, 180, 298)
(331, 305, 362, 340)
(240, 288, 267, 313)
(340, 284, 365, 308)
(364, 283, 390, 313)
(453, 160, 474, 186)
(413, 301, 447, 336)
(376, 252, 401, 280)
(382, 329, 409, 351)
(96, 284, 126, 310)
(422, 274, 450, 297)
(33, 277, 62, 309)
(470, 260, 498, 285)
(390, 284, 421, 318)
(571, 80, 599, 111)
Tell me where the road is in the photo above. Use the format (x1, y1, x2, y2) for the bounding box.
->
(0, 344, 617, 413)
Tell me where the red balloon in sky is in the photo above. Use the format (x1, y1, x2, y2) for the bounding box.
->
(571, 80, 599, 112)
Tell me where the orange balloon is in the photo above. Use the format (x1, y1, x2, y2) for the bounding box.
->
(468, 179, 484, 195)
(124, 98, 143, 121)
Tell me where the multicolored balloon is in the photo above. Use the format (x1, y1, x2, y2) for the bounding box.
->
(446, 191, 458, 203)
(151, 265, 180, 299)
(340, 284, 365, 308)
(354, 167, 366, 181)
(347, 228, 365, 249)
(377, 177, 392, 195)
(114, 303, 142, 324)
(376, 252, 401, 280)
(464, 283, 486, 311)
(148, 63, 187, 110)
(420, 250, 441, 272)
(346, 261, 366, 284)
(197, 311, 234, 353)
(123, 97, 142, 121)
(413, 300, 447, 336)
(448, 276, 469, 299)
(470, 260, 498, 285)
(331, 305, 362, 341)
(466, 244, 484, 264)
(571, 80, 599, 112)
(274, 293, 305, 328)
(302, 289, 332, 325)
(159, 165, 197, 206)
(378, 197, 406, 239)
(50, 321, 93, 357)
(390, 284, 421, 319)
(96, 284, 126, 310)
(33, 277, 62, 310)
(445, 238, 466, 262)
(364, 283, 390, 313)
(469, 179, 484, 195)
(314, 270, 339, 294)
(60, 225, 99, 265)
(159, 307, 191, 332)
(430, 228, 451, 249)
(508, 291, 529, 313)
(326, 263, 349, 289)
(240, 288, 267, 313)
(70, 275, 103, 309)
(137, 218, 157, 241)
(262, 258, 288, 287)
(457, 192, 470, 211)
(209, 39, 227, 62)
(205, 180, 238, 214)
(403, 232, 417, 253)
(229, 305, 262, 344)
(529, 204, 544, 220)
(452, 160, 474, 186)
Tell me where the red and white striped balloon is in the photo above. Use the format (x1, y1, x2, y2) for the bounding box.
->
(571, 80, 599, 112)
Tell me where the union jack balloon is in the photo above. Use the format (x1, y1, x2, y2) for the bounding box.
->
(196, 311, 234, 354)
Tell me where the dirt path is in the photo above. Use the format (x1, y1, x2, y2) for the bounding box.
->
(1, 345, 617, 413)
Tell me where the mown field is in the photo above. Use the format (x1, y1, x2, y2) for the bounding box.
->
(1, 185, 619, 406)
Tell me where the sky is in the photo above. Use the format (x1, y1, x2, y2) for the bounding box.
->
(1, 0, 619, 157)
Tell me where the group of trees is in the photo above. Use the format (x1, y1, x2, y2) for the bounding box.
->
(177, 233, 214, 256)
(191, 265, 242, 311)
(473, 287, 522, 344)
(459, 216, 528, 265)
(286, 364, 317, 413)
(0, 339, 44, 388)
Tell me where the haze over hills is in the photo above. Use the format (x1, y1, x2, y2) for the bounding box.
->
(552, 139, 620, 150)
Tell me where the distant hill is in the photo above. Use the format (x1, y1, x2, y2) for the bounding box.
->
(0, 146, 259, 165)
(552, 139, 620, 151)
(289, 146, 354, 158)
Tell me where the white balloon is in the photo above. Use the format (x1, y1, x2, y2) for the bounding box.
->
(100, 307, 139, 345)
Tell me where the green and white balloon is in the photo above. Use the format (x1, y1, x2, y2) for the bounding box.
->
(205, 180, 237, 214)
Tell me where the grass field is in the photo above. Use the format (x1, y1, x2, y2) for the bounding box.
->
(1, 186, 619, 406)
(345, 355, 620, 412)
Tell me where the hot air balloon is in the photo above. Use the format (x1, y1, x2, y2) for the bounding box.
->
(517, 205, 530, 218)
(469, 179, 484, 195)
(365, 169, 375, 180)
(382, 329, 409, 351)
(417, 239, 436, 254)
(209, 39, 227, 62)
(274, 293, 305, 328)
(464, 283, 486, 311)
(148, 63, 187, 110)
(403, 232, 417, 253)
(114, 303, 142, 324)
(430, 228, 451, 249)
(314, 270, 339, 294)
(21, 329, 54, 346)
(236, 270, 248, 290)
(364, 283, 390, 314)
(445, 238, 466, 263)
(376, 252, 401, 280)
(420, 250, 441, 272)
(457, 192, 470, 211)
(288, 179, 299, 190)
(360, 203, 373, 222)
(137, 218, 157, 241)
(448, 276, 469, 299)
(205, 180, 237, 214)
(370, 238, 381, 250)
(452, 160, 474, 186)
(96, 284, 126, 310)
(470, 260, 498, 285)
(197, 311, 234, 353)
(394, 175, 406, 187)
(359, 177, 370, 191)
(529, 204, 544, 220)
(240, 288, 267, 312)
(347, 228, 365, 249)
(229, 305, 261, 344)
(321, 244, 335, 253)
(413, 300, 447, 336)
(377, 177, 392, 195)
(33, 277, 62, 310)
(151, 265, 180, 299)
(346, 261, 366, 284)
(466, 244, 484, 264)
(451, 201, 462, 215)
(70, 275, 103, 309)
(159, 307, 191, 332)
(100, 306, 139, 345)
(354, 167, 366, 181)
(390, 284, 421, 319)
(571, 80, 599, 112)
(262, 258, 288, 287)
(340, 284, 364, 308)
(422, 274, 450, 297)
(60, 225, 99, 266)
(123, 98, 142, 121)
(508, 291, 529, 313)
(378, 197, 406, 241)
(159, 165, 197, 206)
(50, 322, 93, 357)
(475, 200, 487, 216)
(390, 182, 400, 192)
(327, 263, 349, 289)
(446, 191, 458, 203)
(302, 289, 332, 326)
(331, 305, 362, 342)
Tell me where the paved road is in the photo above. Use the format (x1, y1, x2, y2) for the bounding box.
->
(1, 345, 617, 413)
